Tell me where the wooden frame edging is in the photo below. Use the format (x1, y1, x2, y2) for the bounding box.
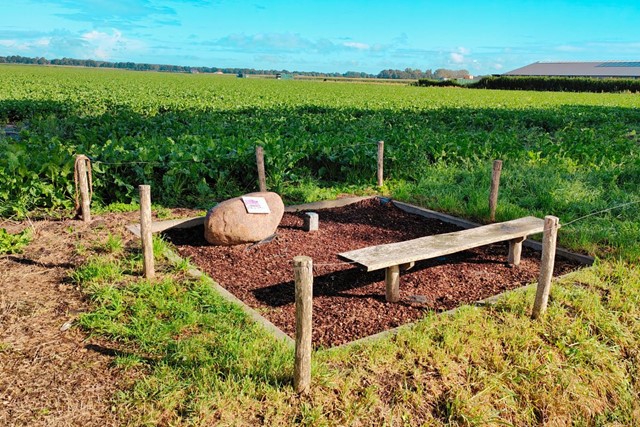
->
(329, 268, 586, 351)
(166, 246, 295, 346)
(126, 195, 594, 352)
(127, 223, 295, 347)
(125, 196, 373, 349)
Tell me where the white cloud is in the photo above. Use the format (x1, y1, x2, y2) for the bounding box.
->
(448, 46, 471, 64)
(216, 33, 312, 51)
(34, 38, 50, 47)
(450, 52, 465, 63)
(214, 33, 385, 55)
(80, 29, 145, 60)
(0, 38, 48, 52)
(343, 41, 370, 50)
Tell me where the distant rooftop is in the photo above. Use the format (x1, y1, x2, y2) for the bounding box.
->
(503, 61, 640, 78)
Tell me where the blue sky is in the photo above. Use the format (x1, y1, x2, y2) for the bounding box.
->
(1, 0, 639, 75)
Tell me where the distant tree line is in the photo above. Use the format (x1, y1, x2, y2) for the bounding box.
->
(377, 68, 471, 79)
(0, 55, 470, 80)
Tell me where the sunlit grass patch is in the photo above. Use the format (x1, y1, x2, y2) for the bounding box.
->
(74, 238, 294, 425)
(72, 223, 640, 425)
(308, 262, 640, 425)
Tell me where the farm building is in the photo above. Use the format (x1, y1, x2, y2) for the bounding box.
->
(503, 61, 640, 78)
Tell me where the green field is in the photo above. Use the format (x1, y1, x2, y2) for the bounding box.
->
(1, 64, 639, 258)
(2, 65, 640, 425)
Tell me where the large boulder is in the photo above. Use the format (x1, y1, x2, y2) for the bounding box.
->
(204, 192, 285, 245)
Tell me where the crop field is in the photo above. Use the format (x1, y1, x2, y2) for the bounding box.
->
(1, 64, 639, 258)
(2, 64, 640, 425)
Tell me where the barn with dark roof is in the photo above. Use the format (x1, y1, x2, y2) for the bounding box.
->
(503, 61, 640, 78)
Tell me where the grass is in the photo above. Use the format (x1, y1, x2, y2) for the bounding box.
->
(93, 202, 174, 219)
(1, 66, 639, 261)
(388, 159, 640, 260)
(72, 222, 640, 425)
(11, 66, 633, 423)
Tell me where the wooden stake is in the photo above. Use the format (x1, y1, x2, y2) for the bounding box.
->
(532, 216, 559, 319)
(489, 160, 503, 222)
(293, 256, 313, 394)
(385, 265, 400, 303)
(139, 185, 155, 279)
(256, 145, 267, 192)
(377, 140, 384, 188)
(76, 155, 91, 223)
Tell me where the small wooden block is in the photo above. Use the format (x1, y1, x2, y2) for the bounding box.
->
(303, 212, 319, 231)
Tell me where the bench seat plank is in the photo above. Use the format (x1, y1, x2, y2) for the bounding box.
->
(338, 216, 545, 272)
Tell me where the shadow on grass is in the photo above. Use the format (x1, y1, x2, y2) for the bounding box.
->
(85, 339, 291, 387)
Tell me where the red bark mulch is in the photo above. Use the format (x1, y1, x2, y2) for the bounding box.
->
(164, 199, 581, 348)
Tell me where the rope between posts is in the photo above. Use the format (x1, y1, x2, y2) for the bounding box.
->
(307, 201, 639, 269)
(86, 142, 379, 167)
(561, 200, 640, 228)
(90, 158, 238, 166)
(74, 155, 92, 214)
(331, 142, 380, 150)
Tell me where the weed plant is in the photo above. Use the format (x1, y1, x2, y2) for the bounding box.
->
(0, 227, 31, 254)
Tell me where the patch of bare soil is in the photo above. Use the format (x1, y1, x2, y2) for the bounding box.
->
(165, 199, 581, 348)
(0, 213, 143, 427)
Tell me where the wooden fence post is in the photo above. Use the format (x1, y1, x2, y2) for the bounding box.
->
(256, 145, 267, 192)
(75, 155, 92, 223)
(139, 185, 155, 279)
(293, 256, 313, 394)
(377, 140, 384, 188)
(489, 160, 502, 222)
(532, 215, 559, 319)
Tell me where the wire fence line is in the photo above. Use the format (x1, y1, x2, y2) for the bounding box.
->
(86, 158, 639, 232)
(85, 141, 381, 167)
(88, 154, 240, 167)
(77, 146, 639, 242)
(561, 200, 640, 228)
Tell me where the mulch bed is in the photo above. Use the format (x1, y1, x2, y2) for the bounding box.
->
(164, 198, 581, 348)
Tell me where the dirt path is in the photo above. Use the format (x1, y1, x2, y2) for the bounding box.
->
(0, 218, 127, 427)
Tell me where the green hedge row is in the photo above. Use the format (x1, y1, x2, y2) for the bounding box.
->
(414, 79, 464, 88)
(470, 76, 640, 93)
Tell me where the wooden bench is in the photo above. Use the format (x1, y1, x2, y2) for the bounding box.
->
(337, 216, 546, 302)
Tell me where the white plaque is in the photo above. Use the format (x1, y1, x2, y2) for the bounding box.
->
(241, 196, 271, 214)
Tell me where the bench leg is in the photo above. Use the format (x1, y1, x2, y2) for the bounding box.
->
(400, 261, 415, 271)
(385, 265, 400, 303)
(508, 237, 525, 266)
